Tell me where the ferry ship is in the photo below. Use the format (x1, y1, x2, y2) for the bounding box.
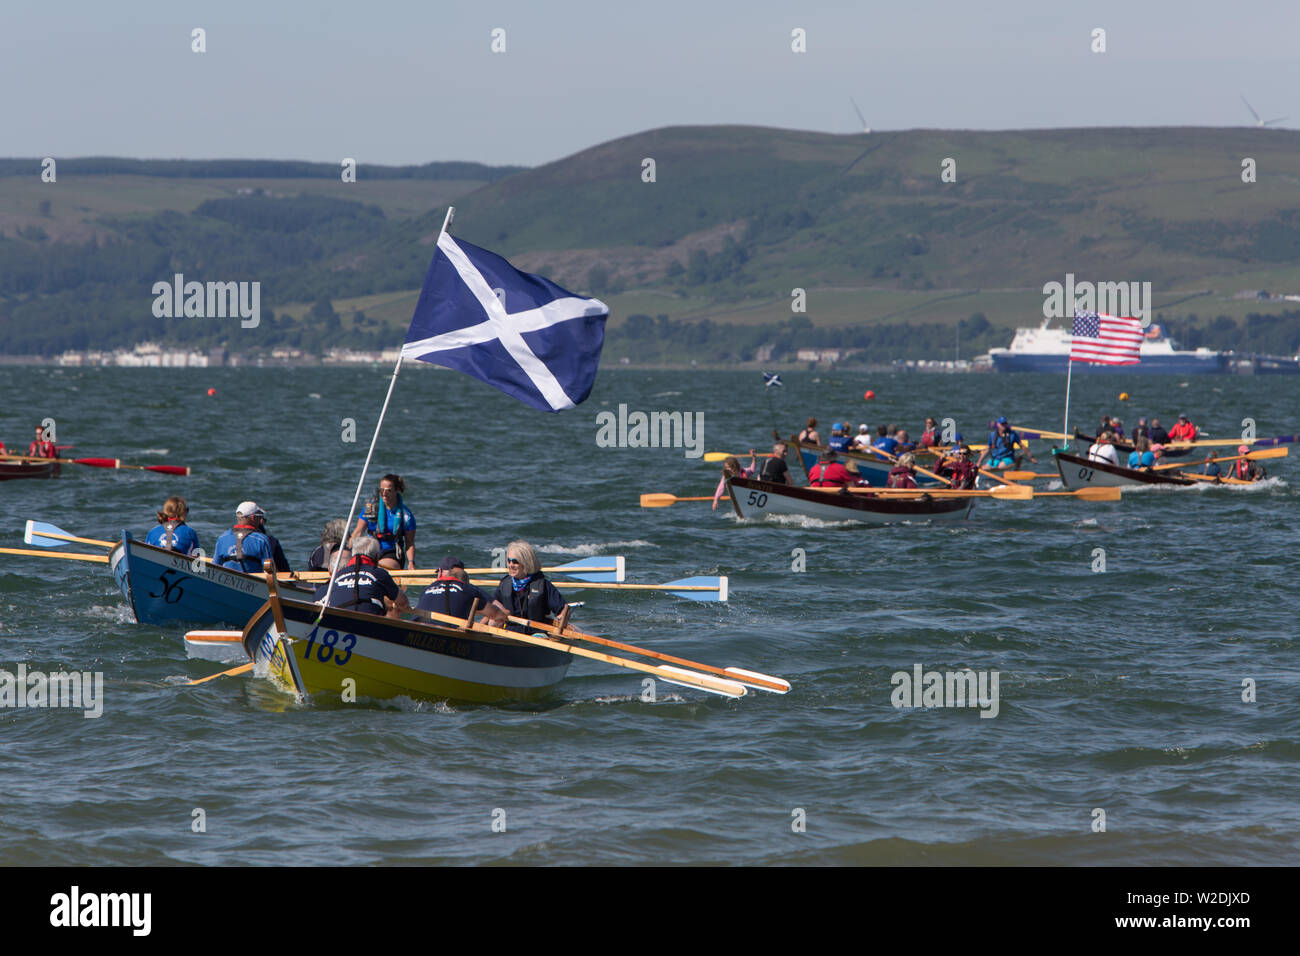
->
(986, 321, 1228, 374)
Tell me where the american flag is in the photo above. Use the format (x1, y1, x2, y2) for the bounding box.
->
(1070, 310, 1143, 365)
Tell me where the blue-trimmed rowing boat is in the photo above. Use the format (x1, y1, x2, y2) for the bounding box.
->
(109, 532, 312, 627)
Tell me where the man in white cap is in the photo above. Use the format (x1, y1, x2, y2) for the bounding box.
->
(850, 424, 872, 451)
(213, 501, 291, 573)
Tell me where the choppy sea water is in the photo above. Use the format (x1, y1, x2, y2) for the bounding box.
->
(0, 366, 1296, 865)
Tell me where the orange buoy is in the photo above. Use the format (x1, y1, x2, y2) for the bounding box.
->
(207, 388, 217, 396)
(1118, 391, 1129, 401)
(864, 390, 875, 400)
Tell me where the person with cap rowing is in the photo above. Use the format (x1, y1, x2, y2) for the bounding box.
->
(416, 556, 507, 624)
(313, 535, 409, 617)
(1227, 445, 1266, 481)
(495, 540, 567, 631)
(977, 417, 1037, 470)
(1167, 414, 1198, 443)
(808, 449, 853, 488)
(214, 501, 290, 573)
(850, 424, 873, 451)
(145, 496, 201, 555)
(353, 473, 416, 571)
(827, 423, 852, 454)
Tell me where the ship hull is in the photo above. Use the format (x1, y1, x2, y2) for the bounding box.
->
(990, 353, 1227, 374)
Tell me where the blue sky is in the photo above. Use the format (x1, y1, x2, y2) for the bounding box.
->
(4, 0, 1296, 166)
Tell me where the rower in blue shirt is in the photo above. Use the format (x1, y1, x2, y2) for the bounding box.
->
(976, 417, 1038, 470)
(827, 423, 852, 454)
(871, 424, 900, 459)
(145, 496, 200, 554)
(214, 501, 290, 573)
(353, 473, 416, 570)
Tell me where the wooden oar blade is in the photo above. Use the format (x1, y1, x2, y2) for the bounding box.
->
(551, 555, 626, 583)
(640, 493, 679, 508)
(663, 576, 728, 602)
(0, 546, 108, 563)
(1000, 471, 1050, 481)
(990, 483, 1034, 500)
(655, 665, 747, 699)
(24, 519, 72, 548)
(1069, 486, 1123, 501)
(1248, 447, 1288, 460)
(186, 662, 253, 685)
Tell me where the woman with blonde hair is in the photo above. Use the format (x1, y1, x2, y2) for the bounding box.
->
(712, 452, 756, 510)
(146, 496, 200, 554)
(494, 539, 566, 630)
(886, 453, 919, 489)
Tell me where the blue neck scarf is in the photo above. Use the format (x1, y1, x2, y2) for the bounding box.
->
(511, 573, 533, 592)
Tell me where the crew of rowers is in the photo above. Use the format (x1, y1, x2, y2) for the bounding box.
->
(1086, 412, 1267, 481)
(140, 472, 566, 630)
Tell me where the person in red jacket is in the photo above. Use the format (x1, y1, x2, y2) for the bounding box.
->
(808, 451, 853, 488)
(1167, 414, 1197, 442)
(886, 453, 920, 489)
(27, 425, 56, 458)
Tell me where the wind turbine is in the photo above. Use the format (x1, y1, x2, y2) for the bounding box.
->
(850, 96, 871, 134)
(1241, 94, 1287, 128)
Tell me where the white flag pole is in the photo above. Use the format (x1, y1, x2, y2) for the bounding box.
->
(318, 205, 455, 616)
(1061, 357, 1074, 453)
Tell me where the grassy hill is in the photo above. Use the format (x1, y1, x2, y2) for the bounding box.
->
(3, 128, 1299, 360)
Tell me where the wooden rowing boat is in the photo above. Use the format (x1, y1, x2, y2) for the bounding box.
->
(243, 588, 573, 706)
(1054, 451, 1195, 489)
(0, 459, 60, 481)
(727, 476, 973, 524)
(1071, 428, 1191, 459)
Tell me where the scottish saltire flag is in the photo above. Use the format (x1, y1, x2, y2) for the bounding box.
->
(1070, 310, 1143, 365)
(403, 233, 609, 411)
(763, 372, 783, 388)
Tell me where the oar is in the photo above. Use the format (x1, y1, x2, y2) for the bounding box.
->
(1167, 435, 1299, 448)
(415, 607, 789, 693)
(1001, 471, 1057, 481)
(185, 663, 253, 685)
(294, 556, 627, 584)
(407, 608, 746, 698)
(1177, 473, 1255, 484)
(1011, 425, 1069, 441)
(811, 484, 1032, 500)
(458, 577, 729, 602)
(24, 520, 115, 549)
(0, 546, 108, 563)
(1151, 447, 1287, 471)
(1, 453, 190, 476)
(1032, 487, 1123, 500)
(640, 493, 726, 508)
(702, 452, 775, 463)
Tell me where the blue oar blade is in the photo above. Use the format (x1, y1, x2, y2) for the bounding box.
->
(663, 575, 728, 603)
(551, 555, 625, 583)
(24, 519, 74, 548)
(1253, 434, 1299, 448)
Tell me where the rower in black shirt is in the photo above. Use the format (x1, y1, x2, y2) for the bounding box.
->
(313, 535, 410, 617)
(759, 441, 791, 484)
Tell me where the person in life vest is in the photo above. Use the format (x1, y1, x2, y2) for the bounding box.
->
(797, 418, 821, 447)
(886, 452, 920, 489)
(1167, 414, 1198, 443)
(313, 535, 410, 618)
(1148, 418, 1171, 445)
(827, 423, 852, 454)
(495, 540, 566, 631)
(353, 473, 416, 570)
(713, 454, 756, 510)
(1228, 445, 1266, 481)
(938, 444, 978, 489)
(27, 425, 56, 458)
(978, 417, 1037, 470)
(1126, 437, 1155, 470)
(919, 417, 939, 447)
(808, 450, 853, 487)
(758, 442, 791, 484)
(145, 496, 200, 554)
(213, 501, 290, 573)
(307, 519, 349, 572)
(1086, 431, 1120, 467)
(416, 556, 507, 624)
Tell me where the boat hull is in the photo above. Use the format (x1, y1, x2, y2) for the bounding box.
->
(1054, 452, 1194, 489)
(243, 596, 571, 705)
(0, 460, 60, 481)
(727, 476, 973, 524)
(110, 532, 312, 627)
(990, 353, 1227, 374)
